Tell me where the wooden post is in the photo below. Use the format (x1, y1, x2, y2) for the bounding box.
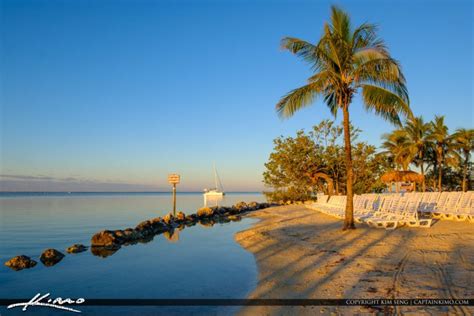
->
(168, 174, 180, 216)
(172, 183, 177, 216)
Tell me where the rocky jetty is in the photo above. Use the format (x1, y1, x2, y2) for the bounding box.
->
(5, 201, 278, 269)
(40, 249, 65, 266)
(4, 255, 37, 271)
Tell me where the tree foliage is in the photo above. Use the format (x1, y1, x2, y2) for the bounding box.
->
(263, 120, 388, 202)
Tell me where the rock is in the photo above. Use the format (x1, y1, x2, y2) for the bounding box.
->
(66, 244, 88, 254)
(162, 213, 175, 225)
(175, 211, 186, 222)
(113, 229, 128, 240)
(136, 220, 153, 232)
(248, 201, 259, 210)
(197, 207, 214, 218)
(91, 230, 122, 249)
(234, 201, 248, 212)
(40, 249, 65, 266)
(150, 217, 162, 224)
(259, 202, 270, 209)
(5, 255, 37, 271)
(185, 214, 198, 222)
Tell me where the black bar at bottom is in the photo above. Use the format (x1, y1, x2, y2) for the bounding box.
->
(1, 299, 473, 306)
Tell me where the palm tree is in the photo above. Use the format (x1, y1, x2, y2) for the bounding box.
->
(276, 6, 412, 229)
(452, 128, 474, 191)
(381, 129, 413, 171)
(429, 116, 457, 191)
(403, 116, 432, 191)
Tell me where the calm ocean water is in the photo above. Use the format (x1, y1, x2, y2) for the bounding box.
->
(0, 192, 266, 315)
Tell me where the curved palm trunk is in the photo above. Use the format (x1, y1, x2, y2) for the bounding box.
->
(342, 105, 355, 230)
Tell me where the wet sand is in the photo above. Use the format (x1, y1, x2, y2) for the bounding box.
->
(235, 205, 474, 315)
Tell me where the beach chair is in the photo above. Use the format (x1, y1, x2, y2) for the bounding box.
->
(354, 194, 380, 223)
(398, 196, 432, 228)
(436, 192, 462, 220)
(431, 192, 450, 219)
(365, 195, 405, 229)
(418, 192, 440, 214)
(318, 195, 346, 218)
(453, 191, 474, 221)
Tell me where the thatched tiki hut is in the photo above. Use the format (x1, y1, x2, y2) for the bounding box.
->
(381, 170, 424, 193)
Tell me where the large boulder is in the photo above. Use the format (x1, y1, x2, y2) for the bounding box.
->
(91, 230, 122, 249)
(197, 207, 214, 218)
(66, 244, 88, 254)
(5, 255, 37, 271)
(40, 249, 65, 266)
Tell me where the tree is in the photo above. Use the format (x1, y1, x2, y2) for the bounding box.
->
(263, 122, 389, 201)
(276, 6, 411, 230)
(429, 116, 458, 192)
(381, 129, 413, 171)
(452, 128, 474, 191)
(263, 130, 323, 202)
(402, 116, 432, 191)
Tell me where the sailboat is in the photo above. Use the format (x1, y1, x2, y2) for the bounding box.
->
(203, 164, 225, 197)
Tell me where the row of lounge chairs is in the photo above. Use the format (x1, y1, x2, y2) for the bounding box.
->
(309, 191, 473, 230)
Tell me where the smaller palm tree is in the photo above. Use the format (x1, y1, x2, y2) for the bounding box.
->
(429, 116, 458, 192)
(403, 116, 432, 191)
(381, 129, 413, 171)
(452, 128, 474, 191)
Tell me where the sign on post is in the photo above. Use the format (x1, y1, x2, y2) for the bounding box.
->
(168, 174, 180, 184)
(168, 174, 180, 215)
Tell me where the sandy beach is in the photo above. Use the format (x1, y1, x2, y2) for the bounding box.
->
(235, 205, 474, 315)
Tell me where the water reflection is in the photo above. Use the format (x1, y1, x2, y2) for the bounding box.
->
(90, 247, 119, 258)
(163, 229, 179, 243)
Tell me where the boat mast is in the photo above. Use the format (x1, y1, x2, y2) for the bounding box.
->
(213, 162, 218, 190)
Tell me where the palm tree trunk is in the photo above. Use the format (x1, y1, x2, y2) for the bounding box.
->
(462, 153, 468, 192)
(342, 105, 355, 230)
(420, 163, 425, 192)
(437, 161, 443, 192)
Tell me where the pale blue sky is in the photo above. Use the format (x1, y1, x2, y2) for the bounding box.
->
(1, 0, 473, 191)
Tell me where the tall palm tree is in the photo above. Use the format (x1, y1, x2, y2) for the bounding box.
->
(452, 128, 474, 191)
(381, 129, 413, 171)
(403, 116, 432, 191)
(276, 6, 411, 229)
(429, 116, 457, 192)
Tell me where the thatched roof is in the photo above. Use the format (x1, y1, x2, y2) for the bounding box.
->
(380, 170, 424, 183)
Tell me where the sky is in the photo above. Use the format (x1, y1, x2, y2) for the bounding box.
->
(0, 0, 473, 192)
